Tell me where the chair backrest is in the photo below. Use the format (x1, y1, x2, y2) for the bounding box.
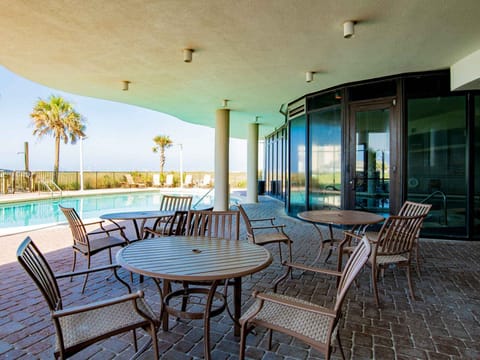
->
(334, 236, 371, 312)
(186, 210, 240, 240)
(163, 210, 190, 236)
(17, 237, 62, 312)
(398, 201, 432, 217)
(375, 214, 426, 255)
(160, 195, 193, 211)
(59, 205, 88, 248)
(202, 174, 211, 186)
(237, 204, 254, 238)
(165, 174, 174, 186)
(125, 174, 135, 184)
(153, 174, 161, 186)
(185, 174, 193, 186)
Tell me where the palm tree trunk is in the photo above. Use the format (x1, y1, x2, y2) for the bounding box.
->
(53, 136, 60, 184)
(160, 148, 166, 181)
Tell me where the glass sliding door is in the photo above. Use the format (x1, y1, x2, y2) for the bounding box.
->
(309, 106, 341, 209)
(348, 102, 395, 214)
(407, 96, 467, 236)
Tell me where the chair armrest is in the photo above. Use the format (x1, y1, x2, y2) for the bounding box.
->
(55, 264, 120, 279)
(52, 291, 144, 318)
(282, 261, 342, 278)
(56, 264, 132, 293)
(82, 220, 106, 227)
(143, 227, 163, 239)
(250, 217, 275, 222)
(251, 224, 286, 231)
(338, 231, 362, 248)
(253, 291, 336, 318)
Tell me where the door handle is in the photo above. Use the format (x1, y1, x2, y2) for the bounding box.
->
(349, 178, 356, 190)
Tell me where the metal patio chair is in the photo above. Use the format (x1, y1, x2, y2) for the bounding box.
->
(239, 236, 371, 360)
(397, 201, 432, 275)
(164, 209, 241, 327)
(238, 203, 292, 263)
(59, 205, 129, 293)
(339, 213, 427, 305)
(17, 237, 160, 359)
(143, 194, 193, 237)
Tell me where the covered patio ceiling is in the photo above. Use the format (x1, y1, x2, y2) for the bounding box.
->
(1, 0, 480, 139)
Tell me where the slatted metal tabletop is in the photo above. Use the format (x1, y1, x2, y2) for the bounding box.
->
(298, 210, 384, 264)
(116, 236, 272, 281)
(101, 210, 174, 240)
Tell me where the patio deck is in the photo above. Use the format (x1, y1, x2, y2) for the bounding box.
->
(0, 196, 479, 359)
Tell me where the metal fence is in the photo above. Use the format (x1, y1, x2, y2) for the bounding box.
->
(0, 170, 246, 194)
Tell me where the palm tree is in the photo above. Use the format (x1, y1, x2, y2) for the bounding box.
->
(152, 135, 173, 182)
(30, 95, 86, 184)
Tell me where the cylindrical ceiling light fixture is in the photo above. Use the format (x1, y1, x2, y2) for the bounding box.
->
(343, 20, 355, 38)
(306, 71, 314, 83)
(183, 48, 194, 62)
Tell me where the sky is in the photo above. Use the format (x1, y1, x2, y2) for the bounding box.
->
(0, 66, 247, 173)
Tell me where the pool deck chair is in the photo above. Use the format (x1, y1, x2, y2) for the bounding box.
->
(59, 205, 129, 293)
(152, 174, 161, 187)
(17, 237, 160, 359)
(124, 174, 146, 188)
(200, 174, 212, 188)
(165, 174, 174, 187)
(239, 236, 371, 360)
(184, 174, 194, 187)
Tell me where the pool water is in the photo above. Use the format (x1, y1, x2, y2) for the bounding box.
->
(0, 191, 215, 230)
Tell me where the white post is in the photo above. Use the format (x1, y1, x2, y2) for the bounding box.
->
(247, 123, 259, 203)
(214, 108, 230, 210)
(79, 136, 86, 191)
(179, 144, 184, 188)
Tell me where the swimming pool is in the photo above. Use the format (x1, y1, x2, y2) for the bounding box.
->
(0, 190, 216, 231)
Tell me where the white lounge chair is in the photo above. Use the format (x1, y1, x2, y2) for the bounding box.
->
(152, 174, 161, 187)
(124, 174, 145, 188)
(165, 174, 174, 187)
(184, 174, 193, 187)
(200, 174, 212, 188)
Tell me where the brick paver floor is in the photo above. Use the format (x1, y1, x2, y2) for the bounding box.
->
(0, 196, 479, 359)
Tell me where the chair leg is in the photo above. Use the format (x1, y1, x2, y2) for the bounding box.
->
(406, 263, 416, 301)
(371, 265, 380, 306)
(415, 239, 421, 276)
(70, 251, 77, 282)
(150, 323, 159, 360)
(336, 330, 346, 360)
(132, 329, 138, 352)
(267, 328, 273, 350)
(239, 322, 248, 360)
(278, 242, 283, 263)
(81, 256, 91, 294)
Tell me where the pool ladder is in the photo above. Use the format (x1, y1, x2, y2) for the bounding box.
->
(39, 180, 63, 198)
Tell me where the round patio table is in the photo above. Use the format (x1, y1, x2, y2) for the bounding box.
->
(298, 209, 384, 264)
(100, 210, 174, 240)
(116, 236, 272, 359)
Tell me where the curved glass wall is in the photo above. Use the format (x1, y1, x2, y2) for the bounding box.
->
(264, 70, 480, 240)
(289, 115, 307, 213)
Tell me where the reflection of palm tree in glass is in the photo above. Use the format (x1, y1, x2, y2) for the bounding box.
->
(152, 135, 173, 183)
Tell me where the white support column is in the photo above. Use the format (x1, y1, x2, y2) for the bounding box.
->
(246, 122, 259, 203)
(214, 108, 230, 210)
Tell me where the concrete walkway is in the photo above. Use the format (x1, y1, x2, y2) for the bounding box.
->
(0, 196, 479, 359)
